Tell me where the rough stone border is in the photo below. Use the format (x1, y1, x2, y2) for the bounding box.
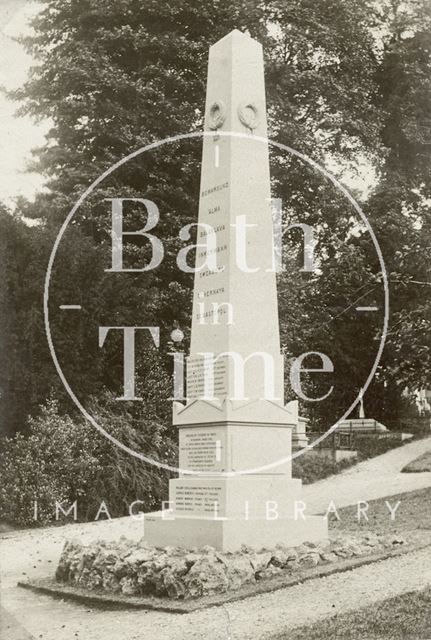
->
(18, 541, 431, 614)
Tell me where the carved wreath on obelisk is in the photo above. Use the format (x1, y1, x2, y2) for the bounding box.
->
(208, 100, 260, 130)
(208, 100, 227, 130)
(237, 102, 259, 130)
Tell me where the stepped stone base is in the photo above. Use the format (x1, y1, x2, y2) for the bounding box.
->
(168, 475, 303, 520)
(144, 512, 328, 552)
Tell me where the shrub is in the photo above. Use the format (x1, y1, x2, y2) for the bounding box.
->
(292, 451, 355, 484)
(293, 433, 409, 485)
(0, 395, 176, 527)
(354, 434, 406, 460)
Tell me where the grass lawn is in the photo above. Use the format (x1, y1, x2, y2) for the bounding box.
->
(402, 451, 431, 473)
(293, 435, 412, 485)
(292, 451, 355, 485)
(328, 485, 431, 537)
(273, 587, 431, 639)
(277, 488, 431, 639)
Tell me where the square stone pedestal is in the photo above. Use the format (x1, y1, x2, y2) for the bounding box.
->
(144, 511, 328, 552)
(143, 474, 327, 551)
(146, 398, 329, 552)
(169, 475, 303, 519)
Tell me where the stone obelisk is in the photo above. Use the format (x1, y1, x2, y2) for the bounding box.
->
(145, 30, 327, 551)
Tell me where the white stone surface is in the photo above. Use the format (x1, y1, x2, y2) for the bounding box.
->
(169, 475, 302, 518)
(145, 29, 328, 550)
(188, 29, 283, 405)
(144, 511, 327, 552)
(173, 397, 296, 426)
(178, 423, 292, 474)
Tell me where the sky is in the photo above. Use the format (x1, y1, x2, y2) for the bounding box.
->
(0, 0, 47, 205)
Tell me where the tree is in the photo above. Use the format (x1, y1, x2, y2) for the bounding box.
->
(4, 0, 430, 435)
(362, 0, 431, 414)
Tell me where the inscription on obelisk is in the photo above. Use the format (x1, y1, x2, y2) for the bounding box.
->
(186, 29, 284, 403)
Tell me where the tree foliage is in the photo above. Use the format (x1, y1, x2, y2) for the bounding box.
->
(1, 0, 430, 439)
(0, 397, 175, 526)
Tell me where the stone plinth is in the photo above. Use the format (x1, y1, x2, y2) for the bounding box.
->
(178, 422, 293, 475)
(145, 512, 327, 553)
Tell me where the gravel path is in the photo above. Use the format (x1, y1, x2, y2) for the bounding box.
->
(303, 435, 431, 513)
(2, 436, 431, 639)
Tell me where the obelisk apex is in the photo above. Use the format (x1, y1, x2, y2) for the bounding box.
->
(187, 29, 283, 403)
